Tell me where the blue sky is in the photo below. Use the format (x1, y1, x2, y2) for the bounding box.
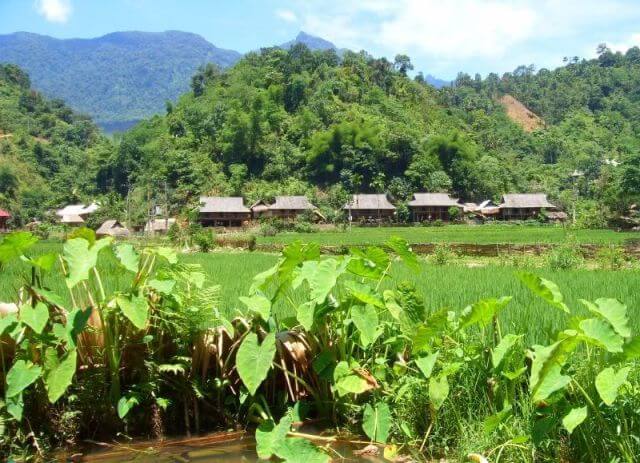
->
(2, 0, 640, 79)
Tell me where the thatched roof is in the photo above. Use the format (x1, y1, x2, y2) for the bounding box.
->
(408, 193, 462, 207)
(96, 220, 130, 237)
(250, 200, 269, 213)
(60, 214, 85, 224)
(343, 194, 395, 210)
(56, 203, 99, 217)
(269, 196, 317, 210)
(500, 194, 556, 209)
(199, 196, 250, 213)
(145, 218, 176, 232)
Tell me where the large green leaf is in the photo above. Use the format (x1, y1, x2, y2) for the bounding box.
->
(362, 402, 391, 443)
(529, 337, 577, 402)
(147, 278, 176, 294)
(236, 332, 276, 395)
(276, 437, 330, 463)
(22, 252, 57, 271)
(351, 304, 380, 348)
(0, 232, 38, 264)
(115, 243, 139, 273)
(6, 360, 42, 398)
(296, 301, 315, 331)
(579, 318, 624, 353)
(581, 298, 630, 338)
(345, 280, 385, 308)
(518, 273, 569, 313)
(149, 247, 178, 264)
(117, 394, 140, 419)
(116, 294, 149, 330)
(19, 302, 49, 334)
(429, 374, 449, 410)
(294, 259, 343, 303)
(64, 237, 112, 288)
(43, 349, 77, 403)
(385, 236, 419, 271)
(0, 314, 18, 337)
(239, 293, 271, 320)
(492, 334, 522, 369)
(255, 414, 292, 459)
(333, 361, 372, 396)
(347, 246, 389, 279)
(595, 366, 631, 406)
(63, 307, 92, 348)
(415, 351, 439, 379)
(459, 297, 511, 330)
(562, 406, 587, 434)
(412, 309, 449, 353)
(6, 393, 24, 421)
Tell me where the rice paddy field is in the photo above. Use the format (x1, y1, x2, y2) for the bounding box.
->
(256, 224, 638, 246)
(2, 242, 639, 345)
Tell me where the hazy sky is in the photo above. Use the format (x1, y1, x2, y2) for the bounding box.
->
(2, 0, 640, 79)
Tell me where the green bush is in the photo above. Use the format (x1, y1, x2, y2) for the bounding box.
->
(596, 245, 627, 270)
(546, 237, 584, 269)
(429, 243, 456, 265)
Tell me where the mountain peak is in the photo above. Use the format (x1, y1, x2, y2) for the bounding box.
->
(280, 31, 337, 51)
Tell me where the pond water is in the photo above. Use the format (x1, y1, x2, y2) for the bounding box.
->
(80, 432, 389, 462)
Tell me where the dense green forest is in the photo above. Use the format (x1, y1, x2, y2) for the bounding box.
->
(2, 43, 640, 227)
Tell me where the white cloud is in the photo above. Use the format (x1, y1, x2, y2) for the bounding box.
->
(295, 0, 640, 75)
(608, 33, 640, 53)
(35, 0, 72, 23)
(276, 9, 298, 23)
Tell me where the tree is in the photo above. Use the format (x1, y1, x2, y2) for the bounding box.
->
(394, 54, 414, 76)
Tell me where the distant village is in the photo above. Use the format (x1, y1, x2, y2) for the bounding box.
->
(0, 192, 567, 237)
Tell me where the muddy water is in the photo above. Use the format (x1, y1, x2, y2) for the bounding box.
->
(81, 432, 387, 462)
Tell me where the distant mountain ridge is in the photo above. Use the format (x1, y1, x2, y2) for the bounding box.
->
(0, 30, 449, 129)
(0, 31, 242, 126)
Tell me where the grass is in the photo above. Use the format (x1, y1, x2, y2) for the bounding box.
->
(256, 224, 638, 246)
(2, 242, 639, 345)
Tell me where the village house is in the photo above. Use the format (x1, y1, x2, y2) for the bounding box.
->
(199, 196, 251, 227)
(498, 194, 562, 221)
(268, 196, 319, 221)
(56, 203, 99, 226)
(408, 193, 464, 222)
(0, 209, 10, 232)
(344, 194, 396, 222)
(144, 217, 176, 235)
(96, 220, 130, 238)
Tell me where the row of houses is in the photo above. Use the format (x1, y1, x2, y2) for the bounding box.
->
(198, 196, 322, 227)
(196, 193, 566, 225)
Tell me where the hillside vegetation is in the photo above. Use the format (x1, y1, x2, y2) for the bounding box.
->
(0, 64, 111, 223)
(2, 44, 640, 227)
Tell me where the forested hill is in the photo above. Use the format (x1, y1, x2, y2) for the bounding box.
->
(3, 44, 640, 227)
(0, 64, 111, 223)
(0, 31, 242, 126)
(112, 44, 640, 222)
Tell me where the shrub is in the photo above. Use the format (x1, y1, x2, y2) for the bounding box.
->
(193, 229, 215, 252)
(215, 233, 256, 250)
(596, 245, 627, 270)
(293, 221, 316, 233)
(448, 206, 461, 222)
(432, 219, 444, 227)
(259, 222, 278, 237)
(429, 243, 456, 265)
(546, 237, 584, 269)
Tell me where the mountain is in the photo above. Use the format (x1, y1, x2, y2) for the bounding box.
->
(424, 74, 450, 88)
(279, 31, 338, 51)
(0, 31, 241, 127)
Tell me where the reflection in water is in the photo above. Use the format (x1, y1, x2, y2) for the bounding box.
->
(81, 433, 388, 462)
